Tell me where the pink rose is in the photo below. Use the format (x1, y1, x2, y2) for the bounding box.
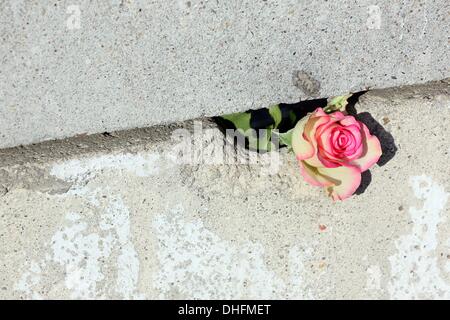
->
(292, 108, 382, 200)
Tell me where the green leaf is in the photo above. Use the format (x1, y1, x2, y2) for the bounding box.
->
(221, 112, 252, 131)
(268, 105, 282, 128)
(246, 130, 272, 152)
(324, 94, 352, 113)
(289, 110, 297, 126)
(260, 128, 273, 152)
(278, 128, 294, 148)
(246, 133, 260, 151)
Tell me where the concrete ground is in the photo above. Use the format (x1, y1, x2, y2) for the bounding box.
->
(0, 79, 449, 299)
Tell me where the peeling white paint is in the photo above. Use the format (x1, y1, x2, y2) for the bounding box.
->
(15, 191, 142, 299)
(387, 175, 450, 299)
(100, 196, 133, 244)
(152, 205, 313, 299)
(50, 153, 160, 182)
(14, 261, 43, 300)
(116, 242, 142, 299)
(366, 265, 382, 292)
(51, 212, 114, 299)
(13, 152, 164, 299)
(99, 196, 142, 299)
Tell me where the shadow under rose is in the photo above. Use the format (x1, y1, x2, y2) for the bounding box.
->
(354, 112, 397, 167)
(347, 99, 397, 196)
(355, 170, 372, 195)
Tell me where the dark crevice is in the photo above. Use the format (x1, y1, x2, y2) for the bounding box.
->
(214, 97, 328, 152)
(345, 90, 367, 115)
(276, 98, 328, 132)
(214, 98, 328, 134)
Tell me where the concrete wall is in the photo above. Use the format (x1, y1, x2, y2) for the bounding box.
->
(1, 80, 449, 299)
(1, 0, 449, 148)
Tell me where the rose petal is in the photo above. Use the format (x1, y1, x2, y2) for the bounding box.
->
(302, 114, 332, 167)
(314, 119, 336, 140)
(317, 166, 362, 201)
(304, 111, 331, 143)
(317, 152, 341, 168)
(313, 108, 328, 117)
(317, 122, 364, 163)
(304, 153, 327, 168)
(338, 115, 359, 126)
(341, 124, 362, 145)
(330, 111, 346, 121)
(299, 161, 334, 187)
(316, 125, 350, 166)
(351, 124, 382, 172)
(292, 117, 315, 160)
(316, 123, 339, 154)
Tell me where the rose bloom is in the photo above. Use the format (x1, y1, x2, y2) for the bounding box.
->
(292, 108, 382, 200)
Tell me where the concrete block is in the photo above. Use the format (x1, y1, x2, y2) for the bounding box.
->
(1, 0, 449, 148)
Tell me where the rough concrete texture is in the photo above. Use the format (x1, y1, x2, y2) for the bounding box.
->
(0, 79, 449, 299)
(1, 0, 449, 148)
